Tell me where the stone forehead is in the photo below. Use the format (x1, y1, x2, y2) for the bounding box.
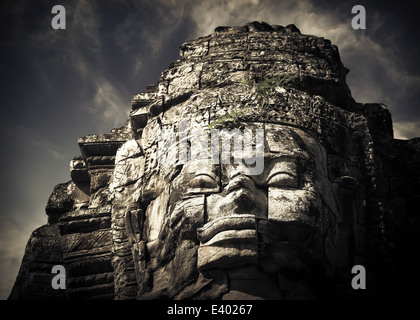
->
(156, 86, 361, 134)
(131, 21, 366, 140)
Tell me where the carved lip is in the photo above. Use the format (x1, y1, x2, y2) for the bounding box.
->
(200, 229, 256, 247)
(197, 214, 256, 244)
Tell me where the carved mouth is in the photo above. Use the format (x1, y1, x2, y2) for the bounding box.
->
(197, 214, 257, 244)
(197, 215, 258, 271)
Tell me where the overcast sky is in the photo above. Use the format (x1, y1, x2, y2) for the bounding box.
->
(0, 0, 419, 299)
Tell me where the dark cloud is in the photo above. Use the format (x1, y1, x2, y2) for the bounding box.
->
(0, 0, 419, 298)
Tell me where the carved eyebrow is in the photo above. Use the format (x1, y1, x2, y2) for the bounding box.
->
(266, 171, 296, 183)
(187, 160, 219, 181)
(187, 172, 220, 193)
(229, 171, 242, 181)
(193, 169, 218, 181)
(265, 159, 297, 184)
(193, 173, 217, 181)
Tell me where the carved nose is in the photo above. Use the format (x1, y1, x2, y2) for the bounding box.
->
(226, 174, 255, 194)
(232, 190, 255, 211)
(225, 175, 257, 211)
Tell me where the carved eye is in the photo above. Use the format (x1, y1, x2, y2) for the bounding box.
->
(189, 174, 218, 189)
(267, 173, 297, 188)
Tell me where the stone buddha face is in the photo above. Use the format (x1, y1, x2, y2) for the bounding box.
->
(159, 122, 337, 278)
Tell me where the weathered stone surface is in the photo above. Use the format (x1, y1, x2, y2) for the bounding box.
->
(110, 139, 144, 191)
(70, 156, 89, 183)
(45, 182, 74, 219)
(10, 22, 420, 300)
(268, 189, 320, 227)
(8, 224, 66, 300)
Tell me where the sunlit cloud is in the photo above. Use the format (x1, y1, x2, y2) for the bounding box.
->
(393, 121, 420, 140)
(18, 125, 65, 159)
(72, 0, 102, 53)
(113, 0, 188, 75)
(89, 77, 129, 130)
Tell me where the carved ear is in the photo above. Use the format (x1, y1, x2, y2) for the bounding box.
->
(125, 207, 144, 244)
(333, 176, 366, 274)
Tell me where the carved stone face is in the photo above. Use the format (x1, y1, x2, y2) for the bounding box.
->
(160, 123, 337, 277)
(124, 96, 370, 299)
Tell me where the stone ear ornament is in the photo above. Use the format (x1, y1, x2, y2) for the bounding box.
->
(125, 209, 143, 244)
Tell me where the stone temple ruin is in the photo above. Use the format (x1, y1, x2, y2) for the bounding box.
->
(9, 22, 420, 300)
